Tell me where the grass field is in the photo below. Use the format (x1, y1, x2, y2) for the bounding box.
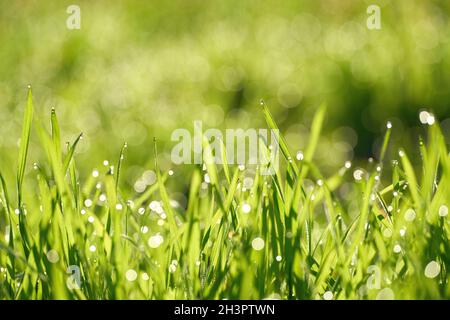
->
(0, 87, 449, 300)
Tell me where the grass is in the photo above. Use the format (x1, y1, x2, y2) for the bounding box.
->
(0, 88, 449, 300)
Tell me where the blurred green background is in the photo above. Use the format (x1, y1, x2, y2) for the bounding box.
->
(1, 0, 450, 195)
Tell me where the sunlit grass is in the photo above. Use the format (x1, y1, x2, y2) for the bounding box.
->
(0, 88, 449, 300)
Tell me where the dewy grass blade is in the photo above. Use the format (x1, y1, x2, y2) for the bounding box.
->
(16, 86, 33, 209)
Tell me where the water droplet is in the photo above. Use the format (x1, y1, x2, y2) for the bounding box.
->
(275, 255, 282, 262)
(148, 234, 164, 248)
(141, 226, 149, 234)
(424, 261, 440, 278)
(115, 203, 123, 211)
(323, 291, 333, 300)
(252, 237, 265, 251)
(386, 121, 392, 129)
(125, 269, 138, 282)
(296, 151, 304, 161)
(241, 203, 251, 214)
(92, 170, 99, 178)
(383, 228, 392, 238)
(376, 288, 395, 300)
(393, 244, 402, 253)
(84, 199, 93, 208)
(141, 272, 149, 281)
(138, 207, 145, 215)
(353, 169, 364, 181)
(99, 194, 106, 202)
(46, 250, 59, 263)
(404, 208, 416, 222)
(438, 205, 448, 217)
(344, 161, 352, 169)
(88, 216, 95, 223)
(419, 111, 430, 124)
(89, 245, 96, 252)
(103, 160, 109, 166)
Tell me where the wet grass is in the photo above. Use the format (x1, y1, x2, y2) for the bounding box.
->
(0, 88, 449, 299)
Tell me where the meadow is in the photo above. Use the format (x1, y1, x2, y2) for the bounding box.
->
(0, 1, 450, 300)
(0, 88, 449, 299)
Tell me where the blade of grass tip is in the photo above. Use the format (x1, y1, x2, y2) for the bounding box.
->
(62, 132, 83, 173)
(51, 107, 62, 161)
(398, 148, 421, 209)
(17, 85, 33, 209)
(260, 99, 298, 175)
(300, 102, 326, 180)
(379, 121, 392, 162)
(115, 142, 127, 193)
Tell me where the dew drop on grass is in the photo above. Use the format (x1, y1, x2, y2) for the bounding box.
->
(125, 269, 138, 282)
(439, 205, 448, 217)
(241, 203, 251, 214)
(353, 169, 364, 181)
(157, 219, 165, 226)
(419, 111, 430, 124)
(80, 209, 86, 215)
(148, 234, 164, 248)
(103, 160, 109, 166)
(296, 151, 304, 161)
(168, 170, 174, 176)
(92, 170, 99, 178)
(323, 291, 333, 300)
(243, 177, 253, 188)
(424, 261, 440, 279)
(142, 170, 156, 185)
(376, 288, 395, 300)
(89, 245, 96, 252)
(99, 194, 106, 202)
(404, 208, 416, 222)
(399, 228, 406, 237)
(141, 272, 149, 281)
(252, 237, 265, 251)
(140, 226, 149, 234)
(275, 255, 282, 262)
(46, 250, 59, 263)
(88, 216, 95, 223)
(84, 199, 93, 208)
(393, 244, 402, 253)
(386, 121, 392, 129)
(344, 161, 351, 169)
(115, 203, 123, 210)
(134, 180, 146, 193)
(138, 207, 145, 215)
(168, 263, 177, 273)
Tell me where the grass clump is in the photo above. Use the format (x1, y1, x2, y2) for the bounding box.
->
(0, 88, 449, 300)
